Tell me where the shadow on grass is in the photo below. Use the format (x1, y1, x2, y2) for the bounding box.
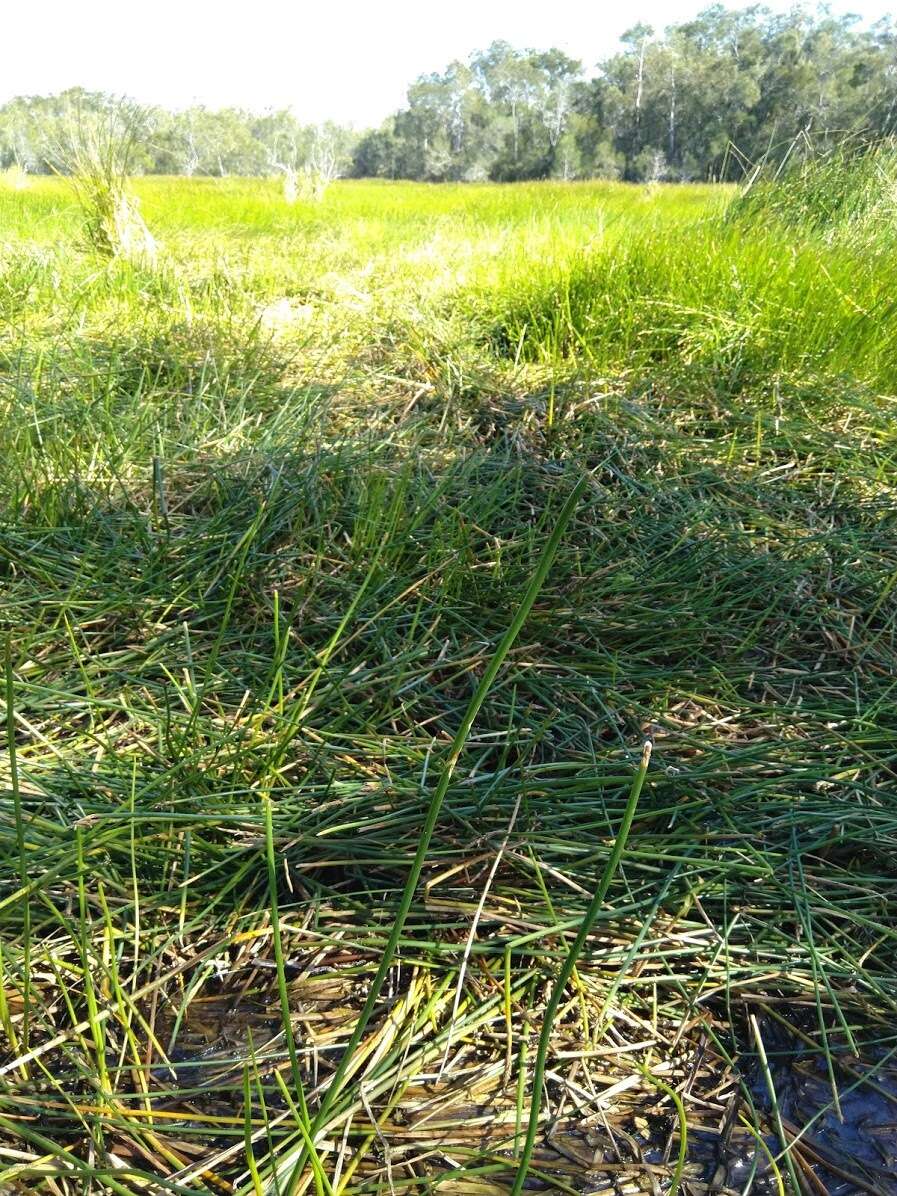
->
(1, 402, 896, 1192)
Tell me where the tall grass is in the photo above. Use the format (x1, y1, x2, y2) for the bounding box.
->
(733, 136, 897, 242)
(463, 156, 897, 395)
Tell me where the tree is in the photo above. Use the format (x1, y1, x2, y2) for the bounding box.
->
(351, 126, 399, 178)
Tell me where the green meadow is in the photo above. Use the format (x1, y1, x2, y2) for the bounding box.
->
(1, 172, 896, 1193)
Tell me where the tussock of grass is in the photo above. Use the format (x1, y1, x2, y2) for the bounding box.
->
(0, 176, 895, 1194)
(733, 138, 897, 243)
(46, 100, 157, 262)
(470, 214, 897, 395)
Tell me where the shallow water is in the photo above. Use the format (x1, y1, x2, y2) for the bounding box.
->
(747, 1019, 897, 1195)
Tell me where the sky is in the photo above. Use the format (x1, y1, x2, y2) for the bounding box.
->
(3, 0, 889, 126)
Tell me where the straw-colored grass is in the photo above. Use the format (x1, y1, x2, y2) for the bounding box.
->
(45, 100, 157, 261)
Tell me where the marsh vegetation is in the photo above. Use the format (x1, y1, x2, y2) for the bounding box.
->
(0, 162, 895, 1193)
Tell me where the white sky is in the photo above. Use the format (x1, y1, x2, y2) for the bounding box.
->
(3, 0, 889, 126)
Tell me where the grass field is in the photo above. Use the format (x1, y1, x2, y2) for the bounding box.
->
(1, 173, 896, 1194)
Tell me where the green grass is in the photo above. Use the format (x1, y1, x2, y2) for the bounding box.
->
(733, 138, 897, 243)
(0, 172, 896, 1194)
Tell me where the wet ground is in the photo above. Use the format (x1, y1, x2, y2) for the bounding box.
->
(145, 993, 897, 1194)
(745, 1020, 897, 1196)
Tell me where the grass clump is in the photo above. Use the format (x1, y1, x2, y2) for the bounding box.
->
(733, 136, 897, 243)
(468, 185, 897, 395)
(46, 98, 157, 261)
(0, 175, 895, 1195)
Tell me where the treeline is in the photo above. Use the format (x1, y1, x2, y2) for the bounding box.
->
(358, 5, 897, 182)
(0, 94, 356, 181)
(2, 4, 895, 185)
